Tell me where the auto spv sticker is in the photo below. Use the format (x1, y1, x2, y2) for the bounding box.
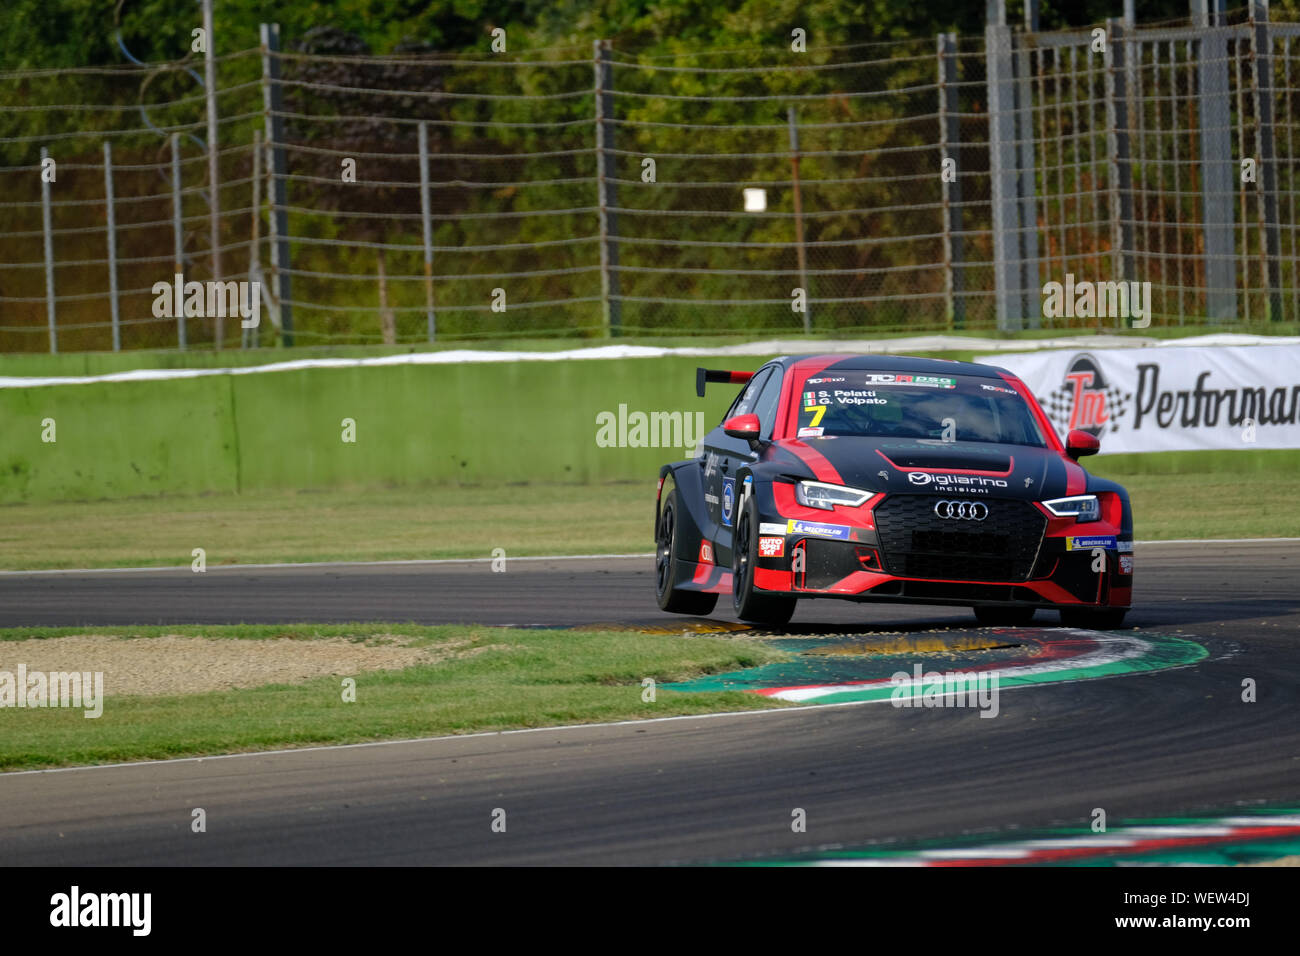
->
(1065, 535, 1117, 551)
(759, 536, 784, 557)
(1119, 554, 1133, 575)
(721, 477, 736, 527)
(787, 519, 851, 540)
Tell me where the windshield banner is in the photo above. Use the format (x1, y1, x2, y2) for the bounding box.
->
(976, 344, 1300, 454)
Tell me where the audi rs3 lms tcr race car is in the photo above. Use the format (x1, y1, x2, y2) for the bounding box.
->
(654, 355, 1133, 629)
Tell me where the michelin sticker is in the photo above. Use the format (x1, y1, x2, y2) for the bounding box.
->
(721, 477, 736, 527)
(787, 519, 851, 540)
(1065, 535, 1117, 551)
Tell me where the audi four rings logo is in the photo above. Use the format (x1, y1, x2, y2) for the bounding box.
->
(934, 500, 989, 520)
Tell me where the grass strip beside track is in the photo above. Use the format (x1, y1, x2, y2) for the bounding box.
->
(0, 623, 790, 771)
(0, 469, 1296, 571)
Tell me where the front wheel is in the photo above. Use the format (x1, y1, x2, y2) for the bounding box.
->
(732, 496, 796, 627)
(655, 485, 718, 615)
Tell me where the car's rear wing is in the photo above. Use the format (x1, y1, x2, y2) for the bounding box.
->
(695, 367, 754, 398)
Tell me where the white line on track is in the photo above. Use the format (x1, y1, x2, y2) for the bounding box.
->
(1128, 537, 1300, 544)
(1, 537, 1295, 576)
(0, 695, 945, 778)
(0, 657, 1158, 780)
(0, 553, 656, 576)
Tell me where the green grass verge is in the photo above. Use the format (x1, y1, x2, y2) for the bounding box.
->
(0, 481, 651, 569)
(0, 464, 1295, 571)
(0, 623, 790, 771)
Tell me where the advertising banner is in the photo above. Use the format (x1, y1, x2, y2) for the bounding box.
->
(977, 345, 1300, 453)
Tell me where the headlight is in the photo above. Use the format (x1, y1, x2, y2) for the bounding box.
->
(795, 480, 874, 510)
(1042, 494, 1101, 522)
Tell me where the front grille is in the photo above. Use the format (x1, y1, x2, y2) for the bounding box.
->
(874, 495, 1046, 582)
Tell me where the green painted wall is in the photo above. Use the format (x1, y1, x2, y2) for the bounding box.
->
(0, 376, 240, 502)
(0, 357, 745, 503)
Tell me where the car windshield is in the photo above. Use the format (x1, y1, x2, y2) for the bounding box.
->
(793, 371, 1048, 447)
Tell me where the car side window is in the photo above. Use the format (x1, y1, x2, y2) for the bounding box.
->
(726, 368, 771, 422)
(753, 368, 784, 438)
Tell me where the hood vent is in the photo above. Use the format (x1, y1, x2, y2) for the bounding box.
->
(877, 446, 1013, 474)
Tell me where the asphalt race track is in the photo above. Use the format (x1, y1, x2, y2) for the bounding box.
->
(0, 540, 1297, 865)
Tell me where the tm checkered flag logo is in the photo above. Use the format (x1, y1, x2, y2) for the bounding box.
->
(1040, 355, 1132, 435)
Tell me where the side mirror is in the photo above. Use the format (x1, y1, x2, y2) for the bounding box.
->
(1065, 429, 1100, 460)
(723, 413, 761, 442)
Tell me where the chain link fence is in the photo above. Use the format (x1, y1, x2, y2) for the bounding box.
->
(1, 3, 1297, 352)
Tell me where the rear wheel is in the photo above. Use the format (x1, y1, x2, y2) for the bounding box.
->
(732, 496, 796, 627)
(973, 605, 1037, 627)
(1059, 607, 1128, 629)
(655, 485, 718, 615)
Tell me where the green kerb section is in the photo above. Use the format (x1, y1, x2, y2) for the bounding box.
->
(668, 633, 1207, 704)
(746, 809, 1300, 867)
(1065, 838, 1300, 866)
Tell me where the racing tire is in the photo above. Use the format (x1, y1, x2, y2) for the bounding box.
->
(1059, 607, 1128, 629)
(732, 496, 797, 627)
(972, 605, 1037, 627)
(655, 485, 718, 615)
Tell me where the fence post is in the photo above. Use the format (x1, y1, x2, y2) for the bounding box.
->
(1105, 18, 1136, 323)
(593, 39, 621, 337)
(788, 107, 811, 333)
(260, 22, 293, 346)
(986, 0, 1021, 330)
(1250, 0, 1283, 321)
(1017, 1, 1040, 327)
(247, 129, 262, 349)
(1123, 0, 1138, 139)
(171, 133, 187, 350)
(202, 0, 221, 349)
(40, 146, 56, 354)
(103, 141, 121, 351)
(419, 121, 436, 341)
(938, 32, 965, 330)
(1193, 0, 1237, 321)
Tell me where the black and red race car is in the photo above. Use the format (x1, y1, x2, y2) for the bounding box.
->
(654, 355, 1133, 628)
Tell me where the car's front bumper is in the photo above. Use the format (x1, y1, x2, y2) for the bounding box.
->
(745, 491, 1132, 610)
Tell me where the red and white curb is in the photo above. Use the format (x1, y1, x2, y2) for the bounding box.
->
(810, 815, 1300, 866)
(755, 632, 1150, 703)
